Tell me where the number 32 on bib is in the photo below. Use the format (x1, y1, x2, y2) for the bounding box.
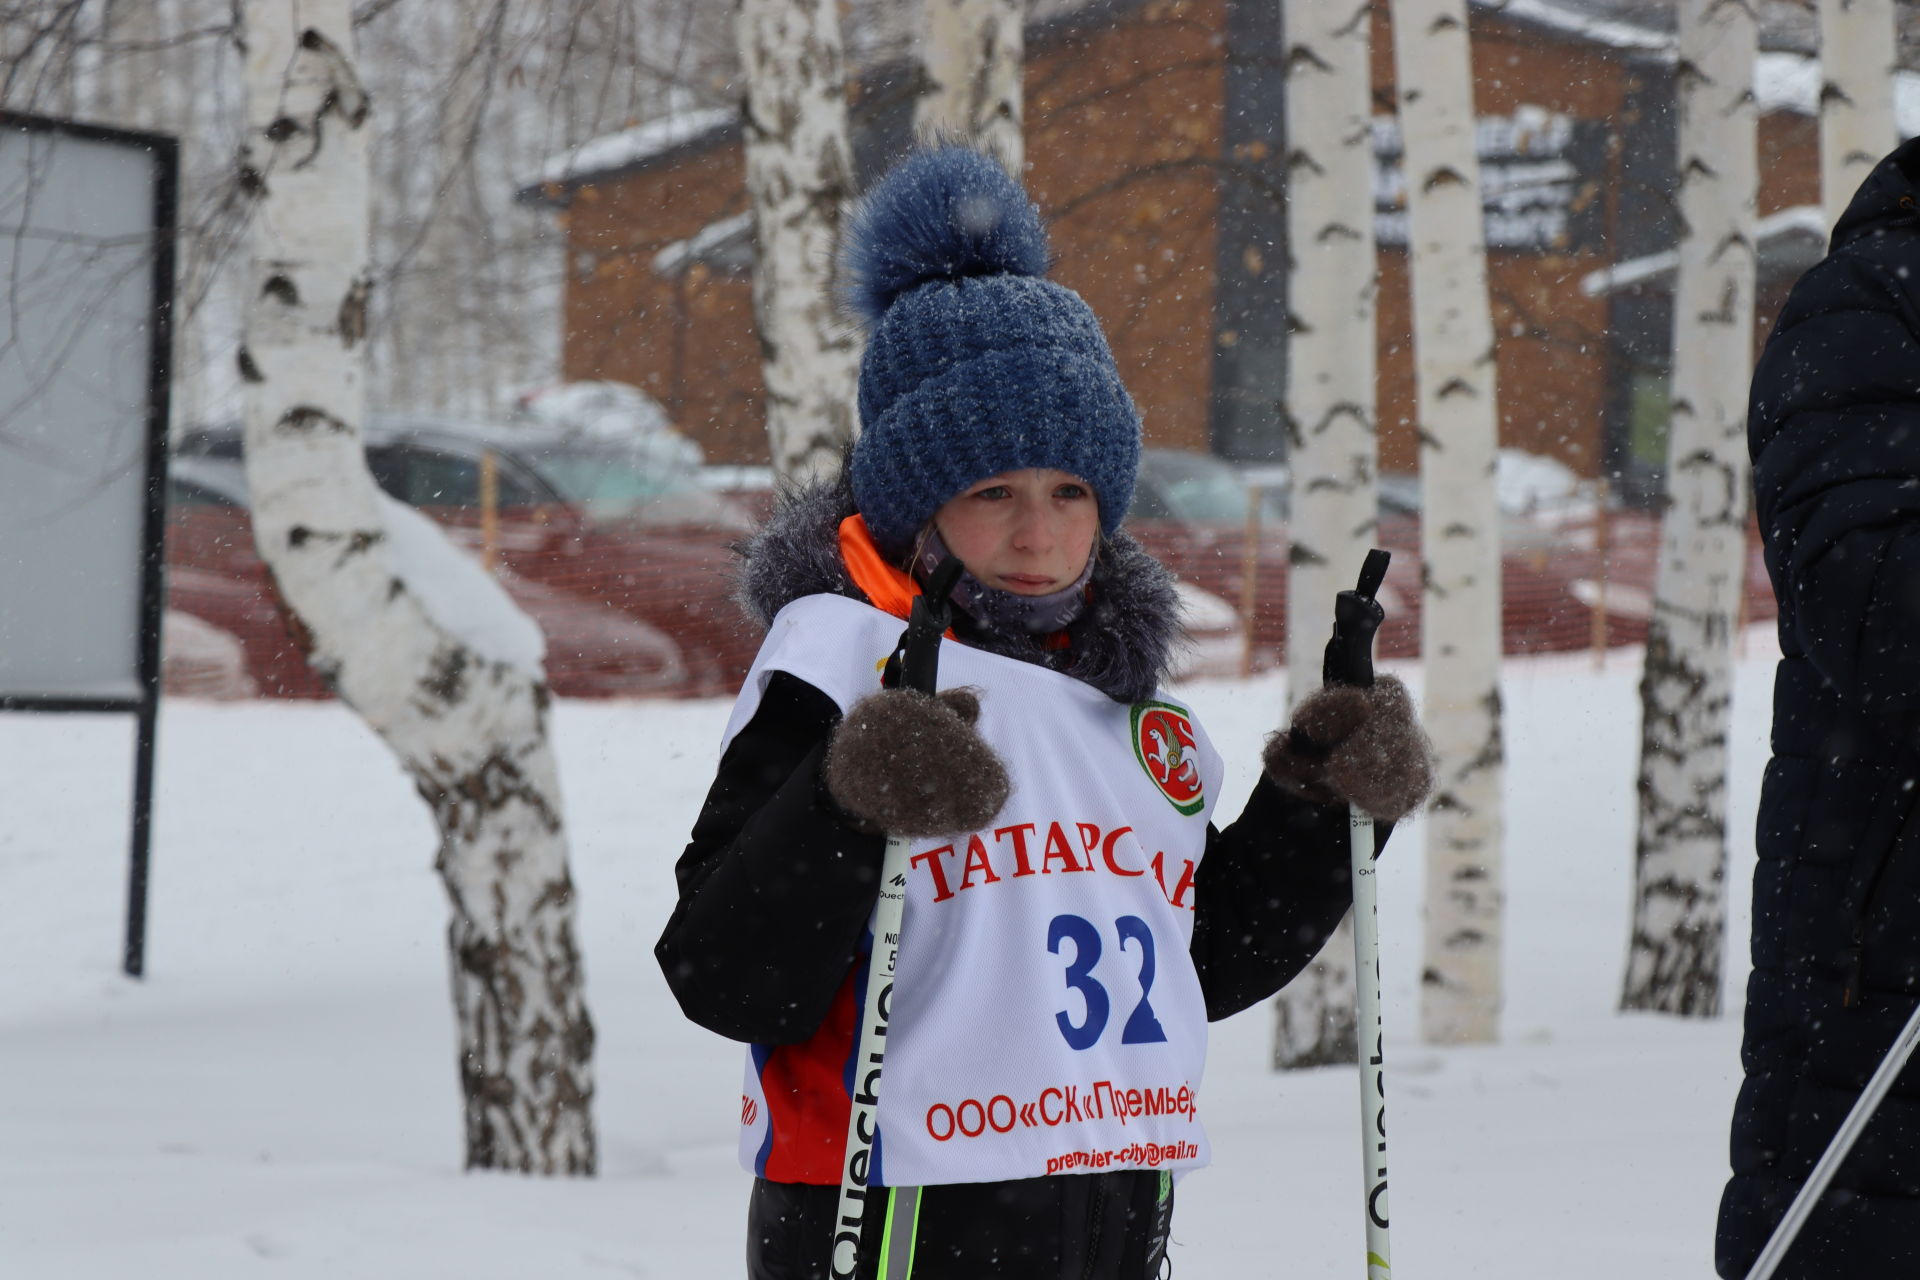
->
(1048, 913, 1171, 1051)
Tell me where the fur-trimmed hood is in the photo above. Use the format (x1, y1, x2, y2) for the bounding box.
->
(735, 470, 1186, 703)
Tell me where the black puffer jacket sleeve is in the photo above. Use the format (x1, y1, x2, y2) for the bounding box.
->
(1190, 776, 1388, 1021)
(655, 670, 885, 1044)
(1750, 198, 1920, 708)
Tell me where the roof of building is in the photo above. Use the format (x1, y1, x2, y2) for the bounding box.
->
(516, 0, 1138, 205)
(1478, 0, 1671, 54)
(1578, 204, 1832, 296)
(528, 106, 736, 192)
(519, 0, 1920, 204)
(1758, 54, 1920, 136)
(1489, 0, 1920, 59)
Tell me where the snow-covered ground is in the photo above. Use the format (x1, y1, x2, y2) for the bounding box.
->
(0, 634, 1779, 1277)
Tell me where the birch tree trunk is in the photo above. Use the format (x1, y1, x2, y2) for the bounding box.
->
(1389, 0, 1505, 1046)
(1620, 0, 1757, 1017)
(736, 0, 861, 481)
(1271, 0, 1379, 1070)
(238, 0, 596, 1173)
(1818, 0, 1898, 229)
(914, 0, 1024, 175)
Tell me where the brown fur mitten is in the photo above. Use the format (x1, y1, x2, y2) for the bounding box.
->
(1262, 674, 1435, 822)
(824, 687, 1011, 838)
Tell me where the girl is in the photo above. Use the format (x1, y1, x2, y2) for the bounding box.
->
(657, 146, 1433, 1280)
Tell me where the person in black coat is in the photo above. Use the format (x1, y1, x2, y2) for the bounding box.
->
(1717, 136, 1920, 1279)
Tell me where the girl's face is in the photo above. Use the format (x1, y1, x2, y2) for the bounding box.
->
(931, 468, 1099, 596)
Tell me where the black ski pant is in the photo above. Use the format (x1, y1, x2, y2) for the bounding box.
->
(746, 1169, 1174, 1279)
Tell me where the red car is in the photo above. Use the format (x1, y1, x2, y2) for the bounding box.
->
(357, 415, 762, 694)
(164, 450, 693, 699)
(1547, 505, 1777, 647)
(1122, 448, 1629, 665)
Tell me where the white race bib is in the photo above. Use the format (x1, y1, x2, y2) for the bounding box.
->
(731, 594, 1223, 1186)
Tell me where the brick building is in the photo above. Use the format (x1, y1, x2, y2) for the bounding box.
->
(520, 0, 1918, 503)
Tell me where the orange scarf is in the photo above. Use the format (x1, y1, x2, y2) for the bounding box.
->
(837, 514, 929, 623)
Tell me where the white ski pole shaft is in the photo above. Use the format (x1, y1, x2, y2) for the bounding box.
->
(831, 832, 911, 1279)
(1323, 548, 1394, 1280)
(1351, 808, 1391, 1280)
(1743, 996, 1920, 1280)
(830, 556, 960, 1280)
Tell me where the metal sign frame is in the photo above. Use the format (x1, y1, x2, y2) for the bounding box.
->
(0, 110, 178, 978)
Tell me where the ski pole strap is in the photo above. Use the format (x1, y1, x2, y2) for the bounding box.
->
(877, 1186, 922, 1279)
(884, 556, 962, 694)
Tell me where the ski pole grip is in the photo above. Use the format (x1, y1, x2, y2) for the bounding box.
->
(885, 555, 964, 695)
(1322, 549, 1391, 690)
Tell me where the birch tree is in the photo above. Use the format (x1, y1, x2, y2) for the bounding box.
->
(915, 0, 1024, 174)
(1818, 0, 1898, 229)
(238, 0, 595, 1172)
(736, 0, 861, 481)
(1620, 0, 1757, 1017)
(1389, 0, 1504, 1045)
(1270, 0, 1380, 1070)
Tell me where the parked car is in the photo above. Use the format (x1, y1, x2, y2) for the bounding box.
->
(1124, 447, 1615, 664)
(174, 417, 766, 695)
(1555, 506, 1776, 642)
(164, 451, 690, 699)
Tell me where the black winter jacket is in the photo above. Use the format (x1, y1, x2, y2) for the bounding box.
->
(1717, 138, 1920, 1279)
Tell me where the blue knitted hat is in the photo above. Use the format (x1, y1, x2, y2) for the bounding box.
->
(841, 146, 1142, 560)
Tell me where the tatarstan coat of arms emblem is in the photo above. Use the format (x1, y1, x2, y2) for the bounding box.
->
(1131, 701, 1204, 815)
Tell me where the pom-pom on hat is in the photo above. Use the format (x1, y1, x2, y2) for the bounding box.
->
(841, 146, 1142, 560)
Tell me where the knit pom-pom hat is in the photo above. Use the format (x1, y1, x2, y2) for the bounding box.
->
(841, 146, 1142, 561)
